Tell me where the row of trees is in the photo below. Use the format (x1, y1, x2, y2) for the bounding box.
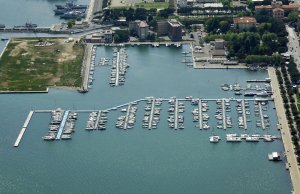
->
(286, 59, 300, 85)
(103, 8, 157, 22)
(245, 54, 283, 66)
(102, 7, 174, 22)
(276, 65, 300, 164)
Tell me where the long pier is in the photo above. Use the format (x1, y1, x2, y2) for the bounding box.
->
(56, 111, 69, 140)
(199, 99, 203, 129)
(94, 110, 102, 129)
(14, 111, 34, 147)
(124, 104, 132, 129)
(148, 99, 155, 129)
(258, 102, 265, 129)
(174, 99, 179, 129)
(222, 99, 226, 129)
(242, 100, 247, 130)
(115, 51, 120, 86)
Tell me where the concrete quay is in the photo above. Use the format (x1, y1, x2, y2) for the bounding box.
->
(268, 67, 300, 194)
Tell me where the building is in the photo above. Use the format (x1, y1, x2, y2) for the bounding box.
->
(272, 7, 284, 19)
(156, 19, 183, 41)
(129, 20, 149, 40)
(157, 20, 169, 35)
(168, 19, 183, 41)
(255, 2, 299, 18)
(84, 30, 113, 43)
(214, 39, 224, 49)
(233, 17, 257, 30)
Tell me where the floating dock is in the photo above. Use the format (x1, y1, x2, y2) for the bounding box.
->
(242, 100, 247, 130)
(222, 99, 226, 129)
(199, 99, 203, 129)
(56, 111, 69, 140)
(124, 104, 132, 129)
(258, 102, 265, 129)
(174, 99, 179, 129)
(115, 51, 120, 86)
(14, 111, 34, 147)
(94, 110, 102, 129)
(148, 99, 155, 129)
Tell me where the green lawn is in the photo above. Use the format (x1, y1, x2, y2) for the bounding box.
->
(0, 38, 84, 91)
(117, 2, 169, 9)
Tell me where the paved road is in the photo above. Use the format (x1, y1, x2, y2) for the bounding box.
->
(269, 67, 300, 194)
(286, 25, 300, 70)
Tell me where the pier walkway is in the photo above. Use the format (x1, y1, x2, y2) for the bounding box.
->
(124, 104, 132, 129)
(56, 111, 69, 140)
(242, 100, 247, 130)
(148, 99, 155, 129)
(175, 99, 179, 129)
(94, 111, 102, 129)
(115, 51, 120, 86)
(14, 111, 34, 147)
(222, 99, 226, 129)
(199, 99, 203, 129)
(258, 102, 265, 129)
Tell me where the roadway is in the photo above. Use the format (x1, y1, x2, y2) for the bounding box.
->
(286, 25, 300, 71)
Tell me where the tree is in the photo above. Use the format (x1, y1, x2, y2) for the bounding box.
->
(288, 11, 299, 23)
(114, 30, 129, 43)
(219, 21, 230, 33)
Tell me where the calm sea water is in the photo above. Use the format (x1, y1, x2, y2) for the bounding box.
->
(0, 0, 89, 27)
(0, 45, 292, 193)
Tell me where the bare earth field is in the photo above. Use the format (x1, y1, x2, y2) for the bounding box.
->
(0, 38, 84, 91)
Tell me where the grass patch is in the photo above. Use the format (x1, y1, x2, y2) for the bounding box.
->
(116, 2, 169, 9)
(134, 2, 168, 9)
(0, 38, 84, 91)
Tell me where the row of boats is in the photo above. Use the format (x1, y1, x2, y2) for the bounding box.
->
(151, 43, 182, 47)
(116, 104, 138, 129)
(215, 99, 233, 129)
(221, 83, 272, 97)
(98, 58, 109, 66)
(168, 97, 185, 129)
(110, 47, 129, 87)
(43, 109, 77, 141)
(86, 111, 108, 130)
(210, 134, 279, 143)
(53, 1, 88, 19)
(192, 100, 210, 129)
(88, 46, 97, 89)
(142, 98, 162, 129)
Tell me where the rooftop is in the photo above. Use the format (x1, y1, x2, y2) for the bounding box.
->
(138, 21, 149, 28)
(233, 17, 257, 24)
(272, 7, 284, 12)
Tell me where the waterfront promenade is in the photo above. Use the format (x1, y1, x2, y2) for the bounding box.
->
(268, 67, 300, 194)
(81, 44, 93, 92)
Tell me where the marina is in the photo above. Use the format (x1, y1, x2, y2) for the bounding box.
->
(1, 45, 293, 194)
(22, 97, 282, 141)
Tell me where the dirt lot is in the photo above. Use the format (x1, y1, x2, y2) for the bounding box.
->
(0, 37, 84, 91)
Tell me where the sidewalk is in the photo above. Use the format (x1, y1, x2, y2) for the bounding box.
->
(268, 67, 300, 194)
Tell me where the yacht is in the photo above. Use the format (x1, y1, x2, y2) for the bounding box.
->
(209, 136, 221, 143)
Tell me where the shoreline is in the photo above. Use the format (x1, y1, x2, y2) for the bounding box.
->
(0, 86, 80, 94)
(268, 67, 300, 194)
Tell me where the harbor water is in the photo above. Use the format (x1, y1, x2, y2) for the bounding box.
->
(0, 45, 292, 193)
(0, 0, 89, 27)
